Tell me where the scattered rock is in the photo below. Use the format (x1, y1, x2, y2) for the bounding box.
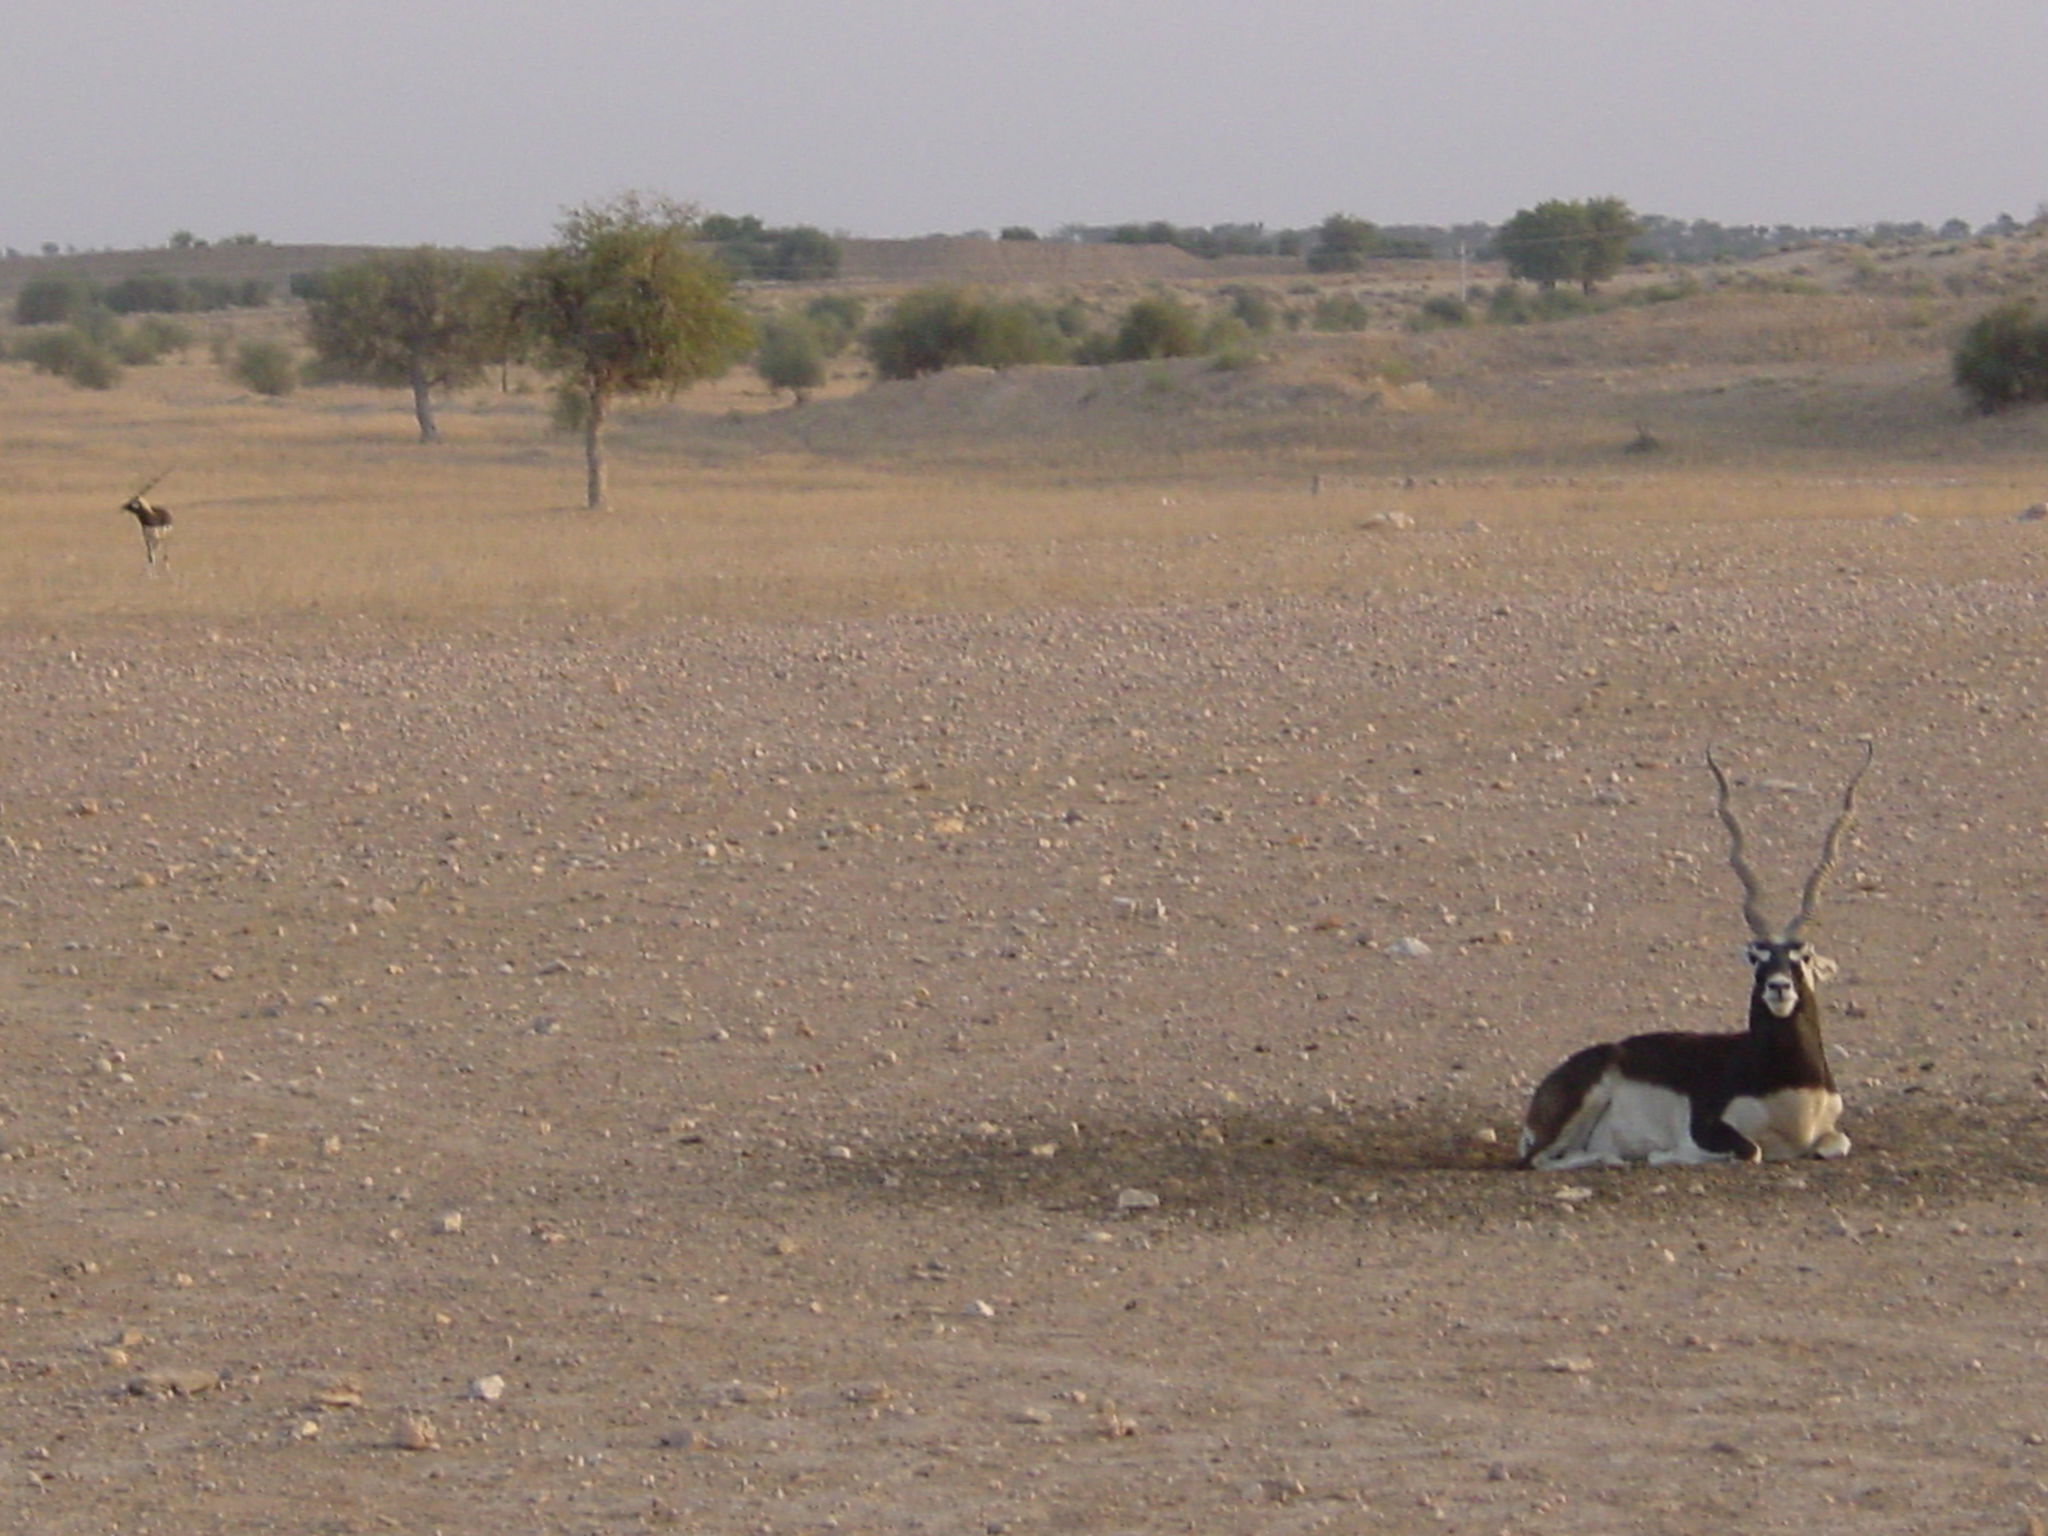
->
(128, 1368, 221, 1399)
(311, 1379, 366, 1410)
(707, 1381, 785, 1406)
(393, 1414, 440, 1451)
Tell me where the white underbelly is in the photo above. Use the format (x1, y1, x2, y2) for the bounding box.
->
(1581, 1079, 1700, 1163)
(1723, 1087, 1845, 1160)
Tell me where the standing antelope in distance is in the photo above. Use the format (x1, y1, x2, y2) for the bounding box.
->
(1519, 742, 1874, 1170)
(121, 470, 174, 569)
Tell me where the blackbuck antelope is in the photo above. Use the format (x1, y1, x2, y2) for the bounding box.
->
(120, 470, 174, 568)
(1519, 743, 1873, 1170)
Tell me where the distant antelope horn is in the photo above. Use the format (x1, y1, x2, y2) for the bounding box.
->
(1706, 747, 1773, 941)
(1785, 740, 1875, 940)
(127, 468, 173, 502)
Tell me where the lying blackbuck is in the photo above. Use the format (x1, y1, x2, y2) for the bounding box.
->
(1519, 743, 1873, 1170)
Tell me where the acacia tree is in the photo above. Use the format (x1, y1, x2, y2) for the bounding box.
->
(520, 194, 754, 509)
(1498, 198, 1640, 294)
(1578, 196, 1640, 292)
(1307, 213, 1381, 273)
(1496, 201, 1589, 290)
(304, 248, 508, 441)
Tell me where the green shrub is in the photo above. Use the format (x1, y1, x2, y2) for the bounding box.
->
(115, 315, 194, 364)
(864, 287, 1067, 378)
(801, 293, 865, 355)
(1311, 293, 1373, 331)
(1953, 299, 2048, 413)
(1223, 285, 1281, 333)
(756, 315, 827, 401)
(67, 346, 123, 389)
(13, 275, 94, 326)
(975, 300, 1070, 367)
(230, 338, 299, 396)
(1204, 316, 1260, 369)
(100, 273, 190, 314)
(16, 326, 122, 388)
(1112, 294, 1205, 361)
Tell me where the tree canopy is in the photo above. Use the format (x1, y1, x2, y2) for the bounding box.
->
(1496, 198, 1640, 293)
(520, 194, 754, 508)
(304, 248, 511, 441)
(1307, 214, 1381, 273)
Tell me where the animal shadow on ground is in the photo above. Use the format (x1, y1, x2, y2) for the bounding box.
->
(803, 1093, 2048, 1231)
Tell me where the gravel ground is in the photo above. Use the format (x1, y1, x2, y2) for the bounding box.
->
(4, 513, 2047, 1535)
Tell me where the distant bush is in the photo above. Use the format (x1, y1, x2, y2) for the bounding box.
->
(1413, 294, 1472, 329)
(1953, 299, 2048, 413)
(1222, 285, 1281, 334)
(1311, 293, 1373, 331)
(15, 326, 122, 388)
(864, 286, 1067, 378)
(13, 275, 95, 325)
(801, 293, 865, 355)
(230, 338, 298, 396)
(701, 214, 843, 281)
(1111, 294, 1205, 361)
(114, 315, 193, 364)
(100, 273, 190, 314)
(66, 345, 124, 390)
(1050, 296, 1094, 340)
(15, 271, 269, 323)
(755, 315, 827, 402)
(1203, 315, 1260, 369)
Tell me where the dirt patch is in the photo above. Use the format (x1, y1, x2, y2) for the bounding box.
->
(7, 553, 2048, 1532)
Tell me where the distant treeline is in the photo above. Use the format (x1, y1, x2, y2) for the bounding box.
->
(1028, 211, 2037, 265)
(13, 271, 272, 325)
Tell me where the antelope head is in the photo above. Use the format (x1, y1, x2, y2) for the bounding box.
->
(1707, 742, 1872, 1019)
(122, 468, 172, 515)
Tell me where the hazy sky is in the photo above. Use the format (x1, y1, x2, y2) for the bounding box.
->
(11, 0, 2046, 251)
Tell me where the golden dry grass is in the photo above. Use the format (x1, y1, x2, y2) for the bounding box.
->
(4, 282, 2043, 630)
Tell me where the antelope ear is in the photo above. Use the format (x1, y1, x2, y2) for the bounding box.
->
(1807, 953, 1839, 983)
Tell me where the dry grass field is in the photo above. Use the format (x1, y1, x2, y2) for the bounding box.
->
(6, 257, 2048, 1535)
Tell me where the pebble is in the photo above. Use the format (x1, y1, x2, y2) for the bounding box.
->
(394, 1414, 440, 1451)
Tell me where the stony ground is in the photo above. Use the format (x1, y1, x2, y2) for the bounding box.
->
(4, 508, 2048, 1535)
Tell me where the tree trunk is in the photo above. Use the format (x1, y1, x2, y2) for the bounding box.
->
(583, 389, 608, 509)
(410, 360, 440, 443)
